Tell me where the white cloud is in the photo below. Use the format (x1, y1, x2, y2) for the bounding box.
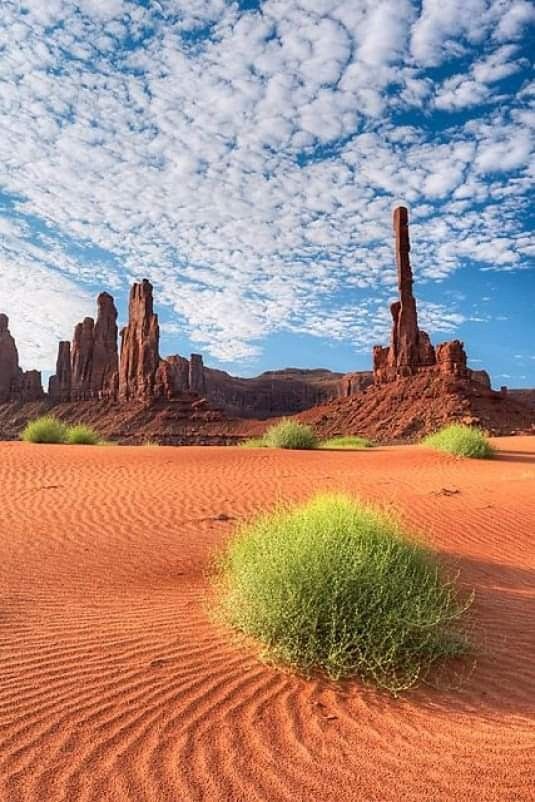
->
(0, 0, 532, 371)
(0, 260, 94, 371)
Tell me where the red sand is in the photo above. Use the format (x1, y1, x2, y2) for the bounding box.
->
(1, 439, 534, 802)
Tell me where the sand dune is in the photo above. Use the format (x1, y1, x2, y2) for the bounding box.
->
(1, 439, 534, 802)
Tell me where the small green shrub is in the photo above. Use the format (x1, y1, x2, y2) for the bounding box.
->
(423, 424, 494, 459)
(65, 424, 101, 445)
(215, 494, 471, 694)
(240, 437, 268, 448)
(263, 419, 318, 450)
(320, 435, 373, 450)
(21, 415, 67, 444)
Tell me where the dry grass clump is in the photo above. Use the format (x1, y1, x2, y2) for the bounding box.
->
(215, 494, 472, 694)
(65, 424, 101, 445)
(241, 420, 317, 450)
(424, 424, 494, 459)
(21, 416, 68, 444)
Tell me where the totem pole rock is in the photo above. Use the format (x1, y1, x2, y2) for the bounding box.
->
(119, 280, 160, 402)
(48, 341, 72, 402)
(91, 292, 118, 399)
(0, 314, 20, 402)
(71, 317, 95, 400)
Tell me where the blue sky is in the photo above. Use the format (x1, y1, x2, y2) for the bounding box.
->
(0, 0, 534, 387)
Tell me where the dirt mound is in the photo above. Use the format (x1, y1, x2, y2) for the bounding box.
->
(299, 373, 535, 442)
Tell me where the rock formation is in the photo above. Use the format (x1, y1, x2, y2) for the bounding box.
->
(0, 314, 44, 402)
(90, 292, 118, 399)
(189, 354, 206, 395)
(71, 317, 95, 400)
(0, 314, 20, 402)
(48, 342, 72, 402)
(119, 280, 160, 402)
(48, 293, 119, 402)
(373, 206, 480, 385)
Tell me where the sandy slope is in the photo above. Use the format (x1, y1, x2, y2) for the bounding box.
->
(1, 439, 534, 802)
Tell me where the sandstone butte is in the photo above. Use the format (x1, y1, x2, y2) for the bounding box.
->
(0, 208, 533, 443)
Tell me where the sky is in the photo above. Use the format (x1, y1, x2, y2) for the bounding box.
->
(0, 0, 534, 388)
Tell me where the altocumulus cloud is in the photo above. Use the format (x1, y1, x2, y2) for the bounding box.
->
(0, 0, 533, 369)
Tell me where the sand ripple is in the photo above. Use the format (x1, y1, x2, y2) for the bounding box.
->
(1, 439, 534, 801)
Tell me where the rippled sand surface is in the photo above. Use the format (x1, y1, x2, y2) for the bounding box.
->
(1, 438, 534, 802)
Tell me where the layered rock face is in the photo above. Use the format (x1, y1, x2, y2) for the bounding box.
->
(0, 314, 44, 402)
(373, 207, 481, 386)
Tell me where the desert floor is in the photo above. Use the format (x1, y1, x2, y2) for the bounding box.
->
(1, 438, 534, 802)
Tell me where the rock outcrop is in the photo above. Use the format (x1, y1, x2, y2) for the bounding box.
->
(189, 354, 206, 395)
(0, 314, 44, 402)
(119, 280, 160, 402)
(71, 317, 95, 400)
(91, 292, 119, 399)
(48, 342, 72, 402)
(0, 314, 20, 402)
(48, 293, 119, 402)
(373, 207, 481, 386)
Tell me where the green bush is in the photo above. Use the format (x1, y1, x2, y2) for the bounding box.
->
(263, 419, 318, 450)
(215, 494, 471, 694)
(423, 424, 494, 459)
(320, 435, 373, 450)
(65, 424, 101, 445)
(21, 415, 68, 444)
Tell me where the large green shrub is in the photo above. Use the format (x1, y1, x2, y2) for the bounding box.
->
(21, 415, 68, 444)
(423, 424, 494, 459)
(262, 419, 318, 450)
(65, 424, 101, 445)
(215, 494, 471, 694)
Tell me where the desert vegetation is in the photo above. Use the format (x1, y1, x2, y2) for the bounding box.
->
(21, 415, 102, 446)
(21, 415, 68, 444)
(320, 435, 373, 449)
(263, 419, 318, 449)
(215, 493, 472, 693)
(66, 424, 101, 445)
(242, 419, 318, 450)
(423, 424, 494, 459)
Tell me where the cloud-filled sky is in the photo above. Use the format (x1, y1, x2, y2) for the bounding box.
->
(1, 0, 534, 386)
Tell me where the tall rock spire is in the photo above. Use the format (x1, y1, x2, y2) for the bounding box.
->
(0, 314, 20, 402)
(48, 341, 72, 402)
(91, 292, 118, 399)
(0, 314, 44, 402)
(391, 206, 420, 368)
(373, 206, 441, 382)
(119, 279, 160, 402)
